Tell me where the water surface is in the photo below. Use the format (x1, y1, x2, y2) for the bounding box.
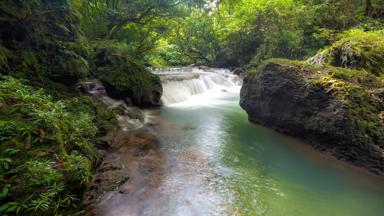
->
(151, 86, 384, 216)
(98, 68, 384, 216)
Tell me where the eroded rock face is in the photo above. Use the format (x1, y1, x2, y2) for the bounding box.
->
(240, 60, 384, 174)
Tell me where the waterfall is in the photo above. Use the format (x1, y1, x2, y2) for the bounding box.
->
(151, 67, 242, 106)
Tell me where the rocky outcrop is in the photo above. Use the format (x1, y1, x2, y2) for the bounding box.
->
(93, 48, 162, 107)
(240, 59, 384, 174)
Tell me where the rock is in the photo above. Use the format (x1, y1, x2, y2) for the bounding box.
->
(240, 59, 384, 175)
(93, 48, 162, 107)
(112, 105, 145, 122)
(48, 50, 89, 85)
(232, 67, 246, 77)
(83, 152, 129, 206)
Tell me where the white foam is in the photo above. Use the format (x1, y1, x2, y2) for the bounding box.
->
(153, 67, 242, 107)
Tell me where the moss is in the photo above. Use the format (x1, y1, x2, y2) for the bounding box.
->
(252, 58, 383, 87)
(309, 30, 384, 75)
(250, 57, 384, 150)
(247, 58, 325, 76)
(304, 61, 383, 149)
(314, 75, 384, 147)
(93, 47, 162, 106)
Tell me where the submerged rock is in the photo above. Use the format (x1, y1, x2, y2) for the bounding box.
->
(240, 59, 384, 174)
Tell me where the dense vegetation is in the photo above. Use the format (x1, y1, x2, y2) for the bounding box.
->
(0, 0, 383, 215)
(0, 77, 116, 215)
(71, 0, 384, 67)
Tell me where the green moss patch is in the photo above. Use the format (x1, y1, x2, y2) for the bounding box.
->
(309, 30, 384, 75)
(93, 47, 162, 106)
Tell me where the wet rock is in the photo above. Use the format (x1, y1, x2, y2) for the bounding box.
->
(84, 127, 164, 212)
(83, 153, 129, 206)
(93, 48, 163, 107)
(240, 59, 384, 175)
(112, 105, 144, 122)
(232, 67, 246, 77)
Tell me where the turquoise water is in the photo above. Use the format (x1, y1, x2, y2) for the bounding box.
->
(154, 91, 384, 216)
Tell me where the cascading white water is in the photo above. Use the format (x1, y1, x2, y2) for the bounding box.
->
(152, 67, 242, 106)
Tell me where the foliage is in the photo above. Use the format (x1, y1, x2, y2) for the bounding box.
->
(146, 0, 384, 67)
(0, 0, 89, 85)
(69, 0, 384, 68)
(0, 76, 112, 215)
(0, 0, 383, 214)
(71, 0, 177, 39)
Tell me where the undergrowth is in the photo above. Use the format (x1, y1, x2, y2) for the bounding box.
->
(0, 76, 115, 215)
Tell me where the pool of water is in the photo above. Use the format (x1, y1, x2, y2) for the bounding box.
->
(150, 89, 384, 216)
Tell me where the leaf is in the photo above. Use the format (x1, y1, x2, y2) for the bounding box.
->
(0, 203, 10, 212)
(0, 186, 9, 198)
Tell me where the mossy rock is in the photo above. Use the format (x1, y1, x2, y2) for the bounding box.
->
(93, 48, 162, 107)
(48, 50, 89, 85)
(241, 58, 384, 174)
(308, 30, 384, 75)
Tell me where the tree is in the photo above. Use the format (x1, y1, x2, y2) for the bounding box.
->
(79, 0, 178, 39)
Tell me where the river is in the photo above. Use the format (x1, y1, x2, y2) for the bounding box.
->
(97, 67, 384, 216)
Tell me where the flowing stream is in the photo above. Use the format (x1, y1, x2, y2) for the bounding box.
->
(97, 67, 384, 216)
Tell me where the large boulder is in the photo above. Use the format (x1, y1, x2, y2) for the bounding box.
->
(93, 48, 162, 107)
(240, 59, 384, 174)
